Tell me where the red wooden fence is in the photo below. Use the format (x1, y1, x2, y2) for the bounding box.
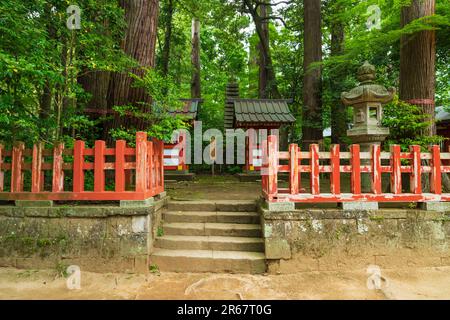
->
(164, 131, 188, 171)
(245, 139, 263, 172)
(0, 132, 164, 201)
(262, 135, 450, 203)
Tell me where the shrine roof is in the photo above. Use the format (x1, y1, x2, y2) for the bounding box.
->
(231, 99, 295, 126)
(153, 98, 202, 120)
(167, 99, 201, 119)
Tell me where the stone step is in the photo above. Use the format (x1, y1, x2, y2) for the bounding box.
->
(163, 211, 260, 224)
(150, 249, 266, 274)
(155, 235, 264, 252)
(167, 200, 257, 212)
(163, 222, 262, 237)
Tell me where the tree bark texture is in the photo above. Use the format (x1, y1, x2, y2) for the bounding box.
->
(400, 0, 436, 136)
(191, 18, 201, 99)
(161, 0, 174, 77)
(244, 0, 281, 99)
(330, 7, 347, 146)
(302, 0, 323, 148)
(39, 3, 56, 122)
(79, 71, 110, 114)
(107, 0, 159, 132)
(258, 3, 270, 98)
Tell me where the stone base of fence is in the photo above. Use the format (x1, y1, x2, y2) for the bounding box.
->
(0, 196, 169, 273)
(259, 199, 450, 273)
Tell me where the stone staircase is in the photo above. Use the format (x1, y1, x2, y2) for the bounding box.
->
(150, 200, 266, 274)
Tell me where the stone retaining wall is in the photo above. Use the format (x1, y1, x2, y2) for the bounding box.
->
(259, 201, 450, 273)
(0, 197, 168, 273)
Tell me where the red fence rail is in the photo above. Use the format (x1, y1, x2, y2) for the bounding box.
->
(164, 131, 188, 171)
(0, 132, 164, 201)
(262, 135, 449, 203)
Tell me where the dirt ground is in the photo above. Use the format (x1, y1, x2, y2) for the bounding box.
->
(1, 266, 449, 300)
(166, 175, 262, 201)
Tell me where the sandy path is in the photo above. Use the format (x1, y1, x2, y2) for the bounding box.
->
(0, 267, 449, 300)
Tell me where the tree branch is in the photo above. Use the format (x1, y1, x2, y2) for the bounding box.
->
(255, 0, 294, 10)
(261, 16, 287, 27)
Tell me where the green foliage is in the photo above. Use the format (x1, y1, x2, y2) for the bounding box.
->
(132, 68, 182, 111)
(157, 226, 164, 237)
(321, 0, 450, 139)
(382, 96, 444, 150)
(109, 69, 189, 143)
(149, 264, 160, 275)
(0, 0, 128, 145)
(1, 0, 449, 149)
(225, 165, 242, 175)
(54, 261, 69, 278)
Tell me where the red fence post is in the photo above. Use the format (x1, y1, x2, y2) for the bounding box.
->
(371, 144, 381, 194)
(179, 132, 186, 170)
(267, 135, 278, 198)
(350, 145, 361, 194)
(310, 144, 320, 195)
(11, 142, 24, 193)
(147, 140, 154, 192)
(115, 140, 126, 192)
(261, 139, 268, 196)
(73, 140, 85, 193)
(410, 145, 422, 194)
(52, 142, 65, 192)
(135, 132, 148, 193)
(159, 140, 165, 191)
(297, 146, 302, 192)
(31, 143, 43, 193)
(0, 143, 4, 192)
(125, 148, 133, 190)
(330, 144, 340, 194)
(430, 145, 442, 194)
(289, 144, 299, 194)
(390, 145, 402, 194)
(94, 140, 105, 193)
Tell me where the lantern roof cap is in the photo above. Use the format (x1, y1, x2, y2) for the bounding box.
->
(341, 61, 395, 106)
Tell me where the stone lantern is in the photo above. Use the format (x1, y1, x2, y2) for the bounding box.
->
(341, 61, 395, 146)
(341, 61, 395, 205)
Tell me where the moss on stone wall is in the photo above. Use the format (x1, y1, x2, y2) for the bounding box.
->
(0, 197, 168, 273)
(262, 207, 450, 265)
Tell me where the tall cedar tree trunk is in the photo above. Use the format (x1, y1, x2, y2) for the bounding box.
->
(302, 0, 323, 148)
(399, 0, 449, 191)
(256, 2, 288, 149)
(330, 6, 346, 146)
(258, 3, 270, 98)
(55, 32, 71, 140)
(106, 0, 159, 137)
(248, 38, 259, 98)
(191, 18, 201, 99)
(244, 0, 281, 99)
(78, 71, 110, 115)
(161, 0, 174, 77)
(39, 3, 56, 122)
(60, 32, 78, 139)
(400, 0, 436, 136)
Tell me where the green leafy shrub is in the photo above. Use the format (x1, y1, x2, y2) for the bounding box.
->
(382, 96, 444, 151)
